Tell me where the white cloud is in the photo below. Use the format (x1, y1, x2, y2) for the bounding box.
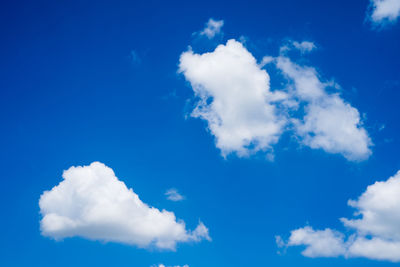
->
(348, 237, 400, 261)
(276, 56, 372, 161)
(369, 0, 400, 25)
(341, 170, 400, 241)
(200, 18, 224, 39)
(165, 188, 184, 202)
(292, 41, 316, 53)
(39, 162, 210, 250)
(286, 227, 347, 257)
(276, 56, 326, 100)
(259, 56, 275, 67)
(152, 264, 189, 267)
(282, 170, 400, 262)
(179, 39, 286, 157)
(179, 38, 372, 161)
(278, 41, 316, 55)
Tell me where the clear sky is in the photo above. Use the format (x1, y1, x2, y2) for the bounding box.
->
(1, 0, 400, 266)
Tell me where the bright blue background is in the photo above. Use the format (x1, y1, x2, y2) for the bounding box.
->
(0, 0, 399, 266)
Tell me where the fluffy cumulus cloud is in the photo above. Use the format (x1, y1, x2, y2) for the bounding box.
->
(281, 170, 400, 262)
(39, 162, 210, 250)
(287, 227, 346, 257)
(165, 188, 184, 201)
(179, 39, 371, 161)
(179, 39, 286, 157)
(369, 0, 400, 25)
(200, 18, 224, 39)
(276, 56, 372, 161)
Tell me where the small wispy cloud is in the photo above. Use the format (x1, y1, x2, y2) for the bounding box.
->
(129, 50, 141, 66)
(292, 41, 316, 53)
(165, 188, 185, 201)
(280, 40, 317, 55)
(200, 18, 224, 39)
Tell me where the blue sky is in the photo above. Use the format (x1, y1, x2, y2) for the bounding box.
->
(1, 0, 400, 266)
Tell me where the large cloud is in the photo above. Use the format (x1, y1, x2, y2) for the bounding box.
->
(179, 39, 371, 161)
(179, 39, 287, 157)
(369, 0, 400, 25)
(39, 162, 210, 250)
(281, 170, 400, 262)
